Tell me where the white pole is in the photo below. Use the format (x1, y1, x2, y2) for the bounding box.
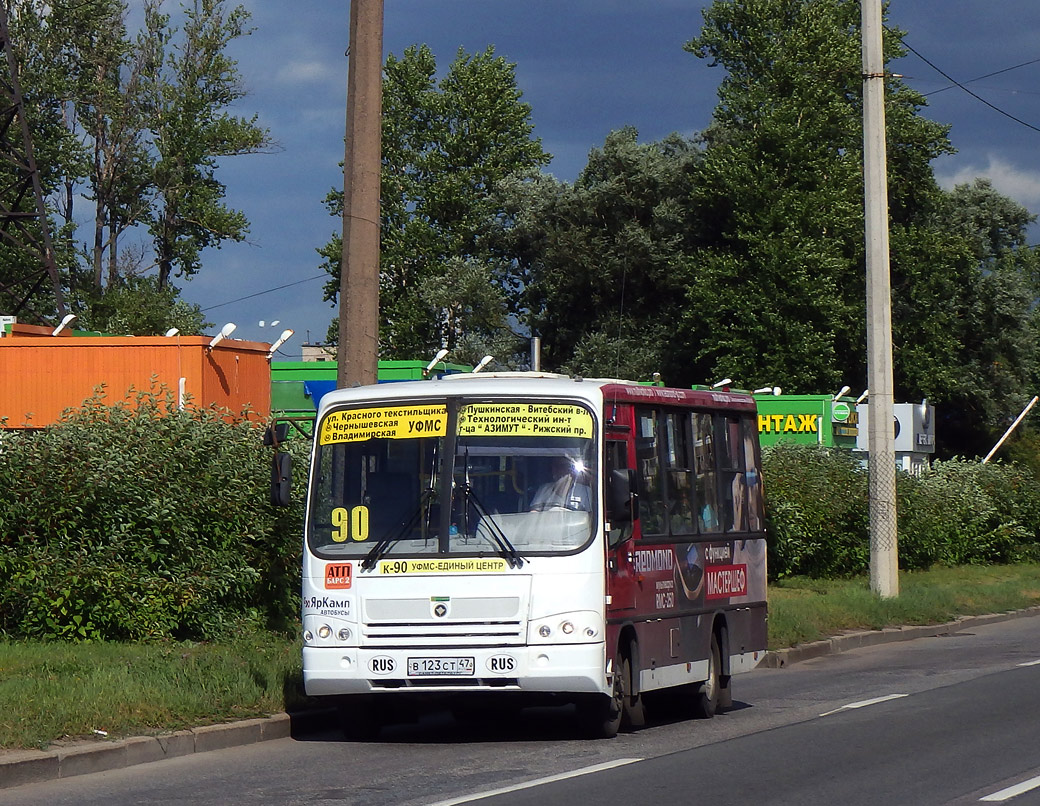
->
(862, 0, 898, 598)
(982, 396, 1038, 464)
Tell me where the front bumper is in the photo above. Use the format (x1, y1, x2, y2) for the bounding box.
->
(303, 642, 607, 697)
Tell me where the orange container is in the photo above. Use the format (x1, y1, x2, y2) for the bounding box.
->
(0, 326, 272, 428)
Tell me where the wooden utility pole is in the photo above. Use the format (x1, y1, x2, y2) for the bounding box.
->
(862, 0, 899, 597)
(337, 0, 383, 388)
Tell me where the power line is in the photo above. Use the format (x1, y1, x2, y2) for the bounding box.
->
(201, 272, 328, 312)
(923, 56, 1040, 97)
(902, 39, 1040, 135)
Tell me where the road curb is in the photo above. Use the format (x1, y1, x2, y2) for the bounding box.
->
(761, 605, 1040, 668)
(4, 607, 1040, 790)
(0, 710, 333, 791)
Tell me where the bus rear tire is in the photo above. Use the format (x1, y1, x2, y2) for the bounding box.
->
(692, 633, 721, 719)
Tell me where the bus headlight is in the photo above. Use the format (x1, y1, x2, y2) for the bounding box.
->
(302, 616, 355, 646)
(529, 612, 601, 644)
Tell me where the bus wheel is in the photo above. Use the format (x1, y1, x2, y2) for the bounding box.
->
(620, 655, 646, 730)
(337, 696, 380, 741)
(579, 659, 625, 739)
(692, 633, 721, 719)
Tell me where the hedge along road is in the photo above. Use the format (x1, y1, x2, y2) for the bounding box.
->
(2, 607, 1039, 803)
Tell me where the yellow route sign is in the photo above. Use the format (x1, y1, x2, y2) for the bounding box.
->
(319, 405, 447, 444)
(457, 403, 593, 438)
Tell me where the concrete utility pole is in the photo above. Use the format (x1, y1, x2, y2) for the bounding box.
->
(862, 0, 899, 597)
(337, 0, 383, 388)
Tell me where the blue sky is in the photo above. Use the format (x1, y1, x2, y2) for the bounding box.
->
(164, 1, 1040, 356)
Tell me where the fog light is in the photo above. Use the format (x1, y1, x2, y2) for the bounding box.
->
(337, 627, 351, 641)
(318, 624, 332, 639)
(538, 625, 551, 638)
(561, 621, 575, 635)
(303, 630, 314, 643)
(585, 627, 596, 638)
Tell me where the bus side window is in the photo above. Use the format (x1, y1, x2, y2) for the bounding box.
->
(664, 412, 695, 535)
(635, 409, 666, 536)
(605, 440, 633, 545)
(720, 414, 747, 532)
(694, 412, 720, 533)
(743, 416, 764, 532)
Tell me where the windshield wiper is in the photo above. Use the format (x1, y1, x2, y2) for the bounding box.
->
(360, 487, 437, 571)
(458, 483, 525, 569)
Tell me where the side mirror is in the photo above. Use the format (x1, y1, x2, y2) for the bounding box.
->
(263, 422, 290, 447)
(271, 452, 292, 507)
(607, 468, 638, 524)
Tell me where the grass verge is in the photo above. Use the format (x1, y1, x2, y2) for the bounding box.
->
(0, 633, 310, 750)
(768, 563, 1040, 649)
(3, 564, 1040, 750)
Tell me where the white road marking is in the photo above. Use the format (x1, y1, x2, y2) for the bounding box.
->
(981, 773, 1040, 801)
(1016, 659, 1040, 667)
(819, 693, 908, 717)
(426, 758, 643, 806)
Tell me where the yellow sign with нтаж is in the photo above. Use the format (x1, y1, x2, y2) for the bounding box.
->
(457, 403, 593, 438)
(320, 405, 447, 444)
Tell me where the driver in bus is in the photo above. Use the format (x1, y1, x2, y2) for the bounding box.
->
(530, 456, 591, 511)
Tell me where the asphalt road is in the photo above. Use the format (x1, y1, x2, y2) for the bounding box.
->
(4, 615, 1040, 806)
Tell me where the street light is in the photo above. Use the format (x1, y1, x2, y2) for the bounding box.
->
(267, 328, 295, 360)
(423, 348, 449, 378)
(711, 378, 733, 389)
(52, 313, 76, 336)
(472, 355, 493, 373)
(832, 385, 851, 401)
(207, 322, 237, 351)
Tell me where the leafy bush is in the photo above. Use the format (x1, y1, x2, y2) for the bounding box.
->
(762, 444, 1040, 579)
(762, 443, 869, 578)
(898, 460, 1026, 568)
(0, 385, 308, 641)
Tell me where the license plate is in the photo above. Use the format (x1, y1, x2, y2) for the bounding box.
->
(407, 657, 475, 677)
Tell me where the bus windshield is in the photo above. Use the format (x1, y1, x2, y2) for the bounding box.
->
(307, 399, 597, 561)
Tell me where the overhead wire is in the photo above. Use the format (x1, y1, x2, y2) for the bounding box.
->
(922, 56, 1040, 98)
(901, 38, 1040, 135)
(200, 272, 328, 312)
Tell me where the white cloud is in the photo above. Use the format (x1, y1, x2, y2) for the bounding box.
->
(935, 156, 1040, 211)
(275, 60, 338, 85)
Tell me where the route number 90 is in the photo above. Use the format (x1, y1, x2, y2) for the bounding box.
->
(331, 506, 370, 542)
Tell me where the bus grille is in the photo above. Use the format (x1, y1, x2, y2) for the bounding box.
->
(362, 621, 524, 646)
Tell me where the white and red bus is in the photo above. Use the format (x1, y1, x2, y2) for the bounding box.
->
(300, 372, 767, 737)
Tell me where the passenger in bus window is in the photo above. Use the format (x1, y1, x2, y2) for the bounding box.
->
(530, 456, 591, 511)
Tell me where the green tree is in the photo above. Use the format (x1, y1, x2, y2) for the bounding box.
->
(0, 0, 266, 334)
(933, 179, 1040, 456)
(682, 0, 956, 394)
(321, 44, 550, 364)
(0, 1, 89, 321)
(139, 0, 271, 290)
(78, 274, 210, 336)
(499, 128, 702, 380)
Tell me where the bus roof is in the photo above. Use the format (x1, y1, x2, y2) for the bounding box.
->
(314, 372, 757, 417)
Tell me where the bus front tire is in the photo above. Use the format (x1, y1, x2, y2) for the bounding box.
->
(580, 653, 644, 738)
